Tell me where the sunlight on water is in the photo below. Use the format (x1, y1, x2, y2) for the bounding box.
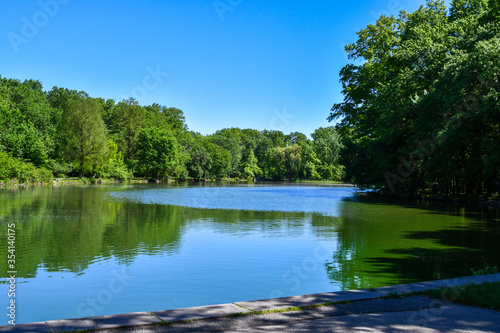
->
(107, 186, 355, 216)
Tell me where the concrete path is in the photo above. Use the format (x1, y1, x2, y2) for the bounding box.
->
(99, 298, 500, 333)
(2, 273, 499, 333)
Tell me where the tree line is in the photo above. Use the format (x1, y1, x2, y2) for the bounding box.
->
(0, 79, 344, 183)
(2, 0, 498, 199)
(329, 0, 500, 197)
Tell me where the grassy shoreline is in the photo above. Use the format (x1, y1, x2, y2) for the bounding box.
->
(423, 282, 500, 311)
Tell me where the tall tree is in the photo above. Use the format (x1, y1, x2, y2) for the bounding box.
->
(0, 79, 61, 167)
(329, 0, 499, 195)
(312, 127, 343, 165)
(286, 132, 308, 145)
(188, 142, 212, 180)
(134, 127, 179, 179)
(144, 104, 187, 133)
(111, 98, 144, 161)
(203, 141, 231, 179)
(262, 129, 289, 147)
(60, 92, 108, 177)
(240, 148, 261, 179)
(206, 134, 242, 177)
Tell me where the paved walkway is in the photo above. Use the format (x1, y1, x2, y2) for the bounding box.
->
(2, 274, 500, 333)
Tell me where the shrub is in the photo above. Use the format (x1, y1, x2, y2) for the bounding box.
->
(0, 151, 53, 183)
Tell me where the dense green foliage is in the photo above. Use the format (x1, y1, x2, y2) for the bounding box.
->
(330, 0, 500, 197)
(0, 77, 343, 183)
(5, 0, 494, 192)
(60, 92, 108, 177)
(135, 127, 180, 179)
(0, 152, 52, 183)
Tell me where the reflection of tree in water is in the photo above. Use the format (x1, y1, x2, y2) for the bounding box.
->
(325, 214, 392, 291)
(366, 220, 500, 282)
(0, 186, 336, 280)
(325, 197, 500, 291)
(4, 186, 498, 289)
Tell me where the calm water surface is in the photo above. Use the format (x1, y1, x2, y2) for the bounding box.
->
(1, 183, 499, 324)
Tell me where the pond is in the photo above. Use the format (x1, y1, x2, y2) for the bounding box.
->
(1, 183, 499, 324)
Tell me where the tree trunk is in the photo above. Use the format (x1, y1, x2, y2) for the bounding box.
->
(486, 177, 493, 197)
(79, 141, 85, 179)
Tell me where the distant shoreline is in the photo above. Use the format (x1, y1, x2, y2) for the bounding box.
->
(0, 178, 355, 187)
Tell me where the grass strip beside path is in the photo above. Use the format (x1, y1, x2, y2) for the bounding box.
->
(424, 282, 500, 311)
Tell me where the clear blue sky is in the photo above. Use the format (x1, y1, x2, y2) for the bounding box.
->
(1, 0, 445, 137)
